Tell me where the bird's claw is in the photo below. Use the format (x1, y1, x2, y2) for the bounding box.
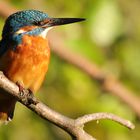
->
(16, 82, 38, 105)
(16, 82, 25, 96)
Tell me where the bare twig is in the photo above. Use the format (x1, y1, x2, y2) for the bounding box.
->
(76, 113, 135, 130)
(0, 71, 135, 140)
(0, 1, 17, 18)
(0, 1, 140, 118)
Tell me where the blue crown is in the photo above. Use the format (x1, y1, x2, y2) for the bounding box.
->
(2, 10, 48, 38)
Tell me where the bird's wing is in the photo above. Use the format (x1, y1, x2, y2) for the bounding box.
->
(0, 39, 9, 57)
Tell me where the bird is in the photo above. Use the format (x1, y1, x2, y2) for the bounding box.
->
(0, 10, 85, 123)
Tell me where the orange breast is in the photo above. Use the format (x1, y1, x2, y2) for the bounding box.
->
(0, 35, 50, 93)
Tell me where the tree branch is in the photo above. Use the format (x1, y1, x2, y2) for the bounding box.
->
(0, 1, 17, 18)
(0, 71, 135, 139)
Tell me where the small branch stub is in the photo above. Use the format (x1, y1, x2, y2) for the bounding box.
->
(76, 113, 135, 130)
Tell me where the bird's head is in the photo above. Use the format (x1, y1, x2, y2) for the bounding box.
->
(0, 10, 85, 56)
(2, 10, 85, 39)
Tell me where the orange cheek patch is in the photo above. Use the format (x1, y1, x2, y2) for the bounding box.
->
(16, 25, 38, 34)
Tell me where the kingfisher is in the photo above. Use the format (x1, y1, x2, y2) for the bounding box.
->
(0, 10, 85, 122)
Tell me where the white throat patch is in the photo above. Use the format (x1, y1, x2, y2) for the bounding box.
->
(39, 27, 53, 39)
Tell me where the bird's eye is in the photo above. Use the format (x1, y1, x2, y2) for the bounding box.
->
(34, 20, 50, 27)
(34, 21, 41, 26)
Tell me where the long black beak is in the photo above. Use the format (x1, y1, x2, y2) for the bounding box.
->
(40, 18, 85, 28)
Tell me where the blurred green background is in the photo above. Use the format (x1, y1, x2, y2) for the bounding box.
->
(0, 0, 140, 140)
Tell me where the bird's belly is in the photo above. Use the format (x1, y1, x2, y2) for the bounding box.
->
(0, 35, 50, 93)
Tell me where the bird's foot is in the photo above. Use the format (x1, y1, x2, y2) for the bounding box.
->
(26, 89, 38, 105)
(16, 82, 38, 105)
(16, 82, 25, 96)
